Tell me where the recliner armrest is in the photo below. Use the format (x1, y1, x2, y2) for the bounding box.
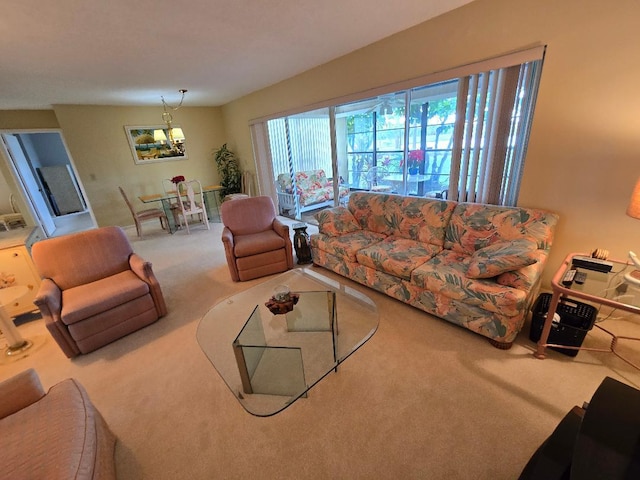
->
(221, 226, 240, 281)
(272, 218, 290, 239)
(0, 369, 45, 419)
(33, 277, 62, 318)
(221, 227, 235, 247)
(129, 253, 167, 317)
(129, 253, 154, 282)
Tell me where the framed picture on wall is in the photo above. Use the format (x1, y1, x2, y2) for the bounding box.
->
(125, 125, 188, 164)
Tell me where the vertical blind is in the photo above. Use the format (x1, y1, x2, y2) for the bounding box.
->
(252, 46, 545, 211)
(449, 59, 543, 206)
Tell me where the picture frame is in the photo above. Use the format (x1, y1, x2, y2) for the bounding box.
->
(124, 125, 188, 165)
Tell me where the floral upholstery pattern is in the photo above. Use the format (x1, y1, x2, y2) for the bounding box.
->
(465, 239, 539, 279)
(315, 207, 361, 236)
(444, 203, 557, 254)
(311, 230, 386, 263)
(357, 237, 441, 280)
(349, 192, 456, 245)
(276, 169, 349, 209)
(310, 192, 559, 346)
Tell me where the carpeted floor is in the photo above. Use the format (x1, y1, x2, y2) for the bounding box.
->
(2, 220, 640, 479)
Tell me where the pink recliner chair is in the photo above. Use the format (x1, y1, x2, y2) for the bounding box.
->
(221, 196, 293, 281)
(31, 226, 167, 358)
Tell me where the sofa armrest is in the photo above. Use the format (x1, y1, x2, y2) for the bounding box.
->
(129, 253, 167, 317)
(0, 368, 45, 419)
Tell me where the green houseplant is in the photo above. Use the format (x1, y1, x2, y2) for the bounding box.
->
(213, 143, 242, 200)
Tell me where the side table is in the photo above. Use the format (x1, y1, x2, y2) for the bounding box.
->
(292, 223, 312, 264)
(0, 285, 33, 357)
(534, 252, 640, 369)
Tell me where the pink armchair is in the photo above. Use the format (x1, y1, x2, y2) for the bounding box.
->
(0, 369, 116, 479)
(221, 196, 293, 281)
(31, 226, 167, 358)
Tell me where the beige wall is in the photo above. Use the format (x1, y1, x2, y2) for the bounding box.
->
(1, 106, 226, 227)
(221, 0, 640, 286)
(53, 105, 226, 226)
(1, 0, 639, 287)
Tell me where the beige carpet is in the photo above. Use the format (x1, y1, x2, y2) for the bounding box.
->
(3, 220, 640, 479)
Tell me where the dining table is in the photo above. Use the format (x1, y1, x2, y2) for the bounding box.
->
(139, 184, 222, 234)
(381, 173, 430, 195)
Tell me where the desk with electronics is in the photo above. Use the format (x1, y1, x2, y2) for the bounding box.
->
(533, 251, 640, 369)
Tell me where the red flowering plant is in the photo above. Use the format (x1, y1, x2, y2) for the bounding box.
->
(407, 150, 425, 169)
(399, 150, 425, 170)
(170, 175, 185, 185)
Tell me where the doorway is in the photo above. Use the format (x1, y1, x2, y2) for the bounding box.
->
(0, 130, 97, 237)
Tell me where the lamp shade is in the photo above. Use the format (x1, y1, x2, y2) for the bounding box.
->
(153, 129, 167, 142)
(171, 127, 185, 140)
(627, 178, 640, 219)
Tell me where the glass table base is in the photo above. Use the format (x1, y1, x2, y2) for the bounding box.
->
(197, 268, 378, 416)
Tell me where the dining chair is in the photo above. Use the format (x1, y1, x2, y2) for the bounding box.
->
(176, 180, 209, 234)
(162, 179, 182, 225)
(118, 186, 169, 238)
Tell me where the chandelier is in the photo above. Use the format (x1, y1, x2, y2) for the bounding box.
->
(157, 89, 187, 154)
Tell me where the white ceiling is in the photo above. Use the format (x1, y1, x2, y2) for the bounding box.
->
(0, 0, 475, 110)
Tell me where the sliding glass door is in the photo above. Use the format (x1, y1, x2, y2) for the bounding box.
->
(253, 46, 545, 219)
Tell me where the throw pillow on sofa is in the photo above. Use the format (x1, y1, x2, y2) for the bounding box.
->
(466, 239, 539, 278)
(315, 207, 361, 236)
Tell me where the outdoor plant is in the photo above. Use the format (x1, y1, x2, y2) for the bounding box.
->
(406, 149, 425, 169)
(213, 143, 242, 199)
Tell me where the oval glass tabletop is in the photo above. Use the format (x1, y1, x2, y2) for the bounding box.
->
(196, 268, 378, 417)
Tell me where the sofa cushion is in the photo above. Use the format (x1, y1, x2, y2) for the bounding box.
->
(356, 237, 441, 280)
(348, 192, 456, 245)
(444, 203, 559, 255)
(234, 230, 286, 257)
(62, 270, 150, 325)
(496, 248, 549, 290)
(466, 239, 539, 279)
(300, 186, 333, 207)
(311, 231, 386, 263)
(295, 169, 329, 191)
(315, 207, 361, 236)
(412, 250, 527, 316)
(276, 173, 295, 194)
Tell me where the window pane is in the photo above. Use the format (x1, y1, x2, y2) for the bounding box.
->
(262, 51, 544, 209)
(408, 81, 458, 197)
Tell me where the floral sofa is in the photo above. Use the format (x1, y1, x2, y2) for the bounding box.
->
(311, 192, 559, 348)
(276, 169, 349, 214)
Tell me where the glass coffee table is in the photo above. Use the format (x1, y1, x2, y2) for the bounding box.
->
(197, 268, 378, 416)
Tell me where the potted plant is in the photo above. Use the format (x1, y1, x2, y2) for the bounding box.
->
(406, 149, 425, 175)
(213, 144, 242, 200)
